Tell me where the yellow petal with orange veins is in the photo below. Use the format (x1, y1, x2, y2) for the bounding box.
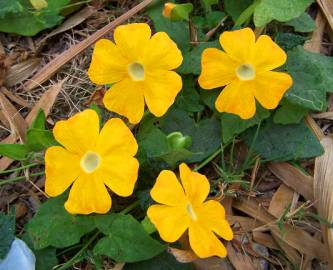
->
(53, 109, 99, 154)
(96, 155, 139, 197)
(195, 200, 233, 241)
(189, 222, 227, 258)
(253, 71, 293, 109)
(147, 205, 190, 242)
(65, 173, 111, 215)
(215, 81, 256, 119)
(88, 39, 128, 85)
(219, 28, 255, 63)
(179, 163, 210, 206)
(199, 48, 238, 89)
(45, 146, 80, 197)
(113, 23, 151, 60)
(103, 78, 145, 124)
(96, 118, 138, 157)
(143, 70, 182, 117)
(142, 32, 183, 70)
(253, 35, 287, 72)
(150, 170, 187, 206)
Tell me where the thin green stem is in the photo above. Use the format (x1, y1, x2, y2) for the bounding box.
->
(0, 163, 39, 175)
(194, 148, 222, 172)
(0, 172, 44, 186)
(56, 231, 100, 270)
(121, 200, 139, 214)
(241, 122, 261, 172)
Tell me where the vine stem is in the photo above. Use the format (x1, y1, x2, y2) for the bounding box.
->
(0, 163, 39, 174)
(0, 172, 44, 186)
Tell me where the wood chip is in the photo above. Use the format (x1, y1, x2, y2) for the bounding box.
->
(24, 0, 154, 91)
(268, 162, 314, 201)
(314, 137, 333, 268)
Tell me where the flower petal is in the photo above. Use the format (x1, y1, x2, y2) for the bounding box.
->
(219, 28, 255, 63)
(142, 32, 183, 70)
(114, 23, 151, 61)
(96, 118, 138, 157)
(198, 48, 238, 89)
(147, 205, 189, 242)
(179, 163, 210, 206)
(150, 170, 187, 206)
(45, 146, 80, 197)
(103, 78, 145, 124)
(195, 200, 233, 241)
(65, 173, 111, 214)
(87, 39, 128, 85)
(253, 35, 287, 72)
(253, 71, 293, 109)
(95, 155, 139, 197)
(53, 109, 99, 154)
(143, 70, 182, 117)
(215, 81, 256, 119)
(189, 222, 227, 258)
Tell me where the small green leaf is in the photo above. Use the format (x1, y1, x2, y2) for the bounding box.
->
(274, 33, 307, 51)
(200, 0, 218, 12)
(224, 0, 252, 22)
(26, 129, 58, 152)
(0, 144, 29, 160)
(0, 0, 23, 18)
(141, 216, 156, 235)
(285, 46, 333, 111)
(242, 119, 324, 161)
(124, 251, 194, 270)
(254, 0, 313, 27)
(273, 100, 308, 125)
(221, 105, 270, 143)
(27, 195, 95, 249)
(30, 110, 46, 130)
(94, 214, 165, 263)
(286, 13, 315, 33)
(0, 209, 15, 259)
(170, 3, 193, 21)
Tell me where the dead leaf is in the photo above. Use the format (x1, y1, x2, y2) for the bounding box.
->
(226, 243, 256, 270)
(168, 247, 198, 263)
(314, 136, 333, 268)
(317, 0, 333, 32)
(0, 54, 13, 86)
(304, 11, 326, 53)
(2, 87, 30, 108)
(252, 232, 279, 250)
(193, 257, 232, 270)
(268, 184, 294, 218)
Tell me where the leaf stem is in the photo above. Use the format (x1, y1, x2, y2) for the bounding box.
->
(0, 172, 44, 186)
(121, 200, 140, 214)
(194, 147, 222, 172)
(0, 163, 39, 175)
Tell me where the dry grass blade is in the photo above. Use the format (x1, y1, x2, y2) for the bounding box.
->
(252, 232, 279, 250)
(306, 115, 324, 141)
(312, 112, 333, 120)
(226, 243, 256, 270)
(268, 162, 314, 201)
(304, 10, 326, 53)
(5, 58, 41, 87)
(0, 91, 27, 141)
(24, 0, 154, 91)
(314, 137, 333, 268)
(2, 87, 30, 107)
(317, 0, 333, 32)
(0, 79, 65, 170)
(268, 184, 294, 218)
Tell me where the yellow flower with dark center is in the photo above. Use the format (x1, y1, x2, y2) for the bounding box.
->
(199, 28, 293, 119)
(147, 163, 233, 258)
(88, 23, 183, 124)
(45, 109, 139, 215)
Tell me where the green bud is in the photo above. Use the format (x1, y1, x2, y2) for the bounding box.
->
(167, 132, 192, 150)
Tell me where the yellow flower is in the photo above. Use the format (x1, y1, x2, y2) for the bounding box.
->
(45, 109, 139, 215)
(88, 23, 183, 124)
(162, 3, 177, 18)
(147, 163, 233, 258)
(199, 28, 293, 119)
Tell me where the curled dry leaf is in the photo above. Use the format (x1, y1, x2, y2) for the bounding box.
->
(168, 247, 198, 263)
(314, 136, 333, 268)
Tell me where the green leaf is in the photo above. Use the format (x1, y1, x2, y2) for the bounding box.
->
(273, 100, 308, 124)
(170, 3, 193, 21)
(285, 46, 333, 111)
(0, 209, 15, 259)
(160, 108, 221, 163)
(274, 33, 307, 51)
(30, 110, 46, 129)
(26, 129, 58, 152)
(141, 216, 156, 235)
(124, 251, 194, 270)
(27, 195, 95, 249)
(178, 40, 219, 75)
(94, 214, 165, 263)
(0, 0, 23, 18)
(254, 0, 313, 27)
(221, 105, 270, 143)
(146, 2, 190, 50)
(242, 119, 324, 161)
(224, 0, 252, 22)
(286, 13, 315, 33)
(174, 76, 204, 112)
(0, 144, 29, 160)
(200, 0, 218, 12)
(0, 0, 71, 36)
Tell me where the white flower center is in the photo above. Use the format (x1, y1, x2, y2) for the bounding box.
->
(186, 203, 198, 221)
(80, 151, 101, 173)
(236, 64, 255, 81)
(128, 62, 145, 81)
